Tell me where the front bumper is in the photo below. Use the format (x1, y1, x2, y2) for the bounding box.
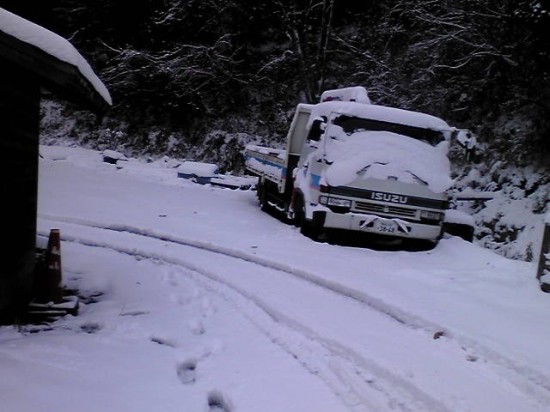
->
(322, 211, 443, 241)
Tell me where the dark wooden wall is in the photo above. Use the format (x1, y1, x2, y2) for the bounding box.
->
(0, 61, 40, 321)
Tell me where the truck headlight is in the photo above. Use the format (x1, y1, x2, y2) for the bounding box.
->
(319, 196, 352, 208)
(420, 210, 444, 221)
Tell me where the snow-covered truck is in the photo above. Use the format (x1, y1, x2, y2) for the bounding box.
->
(245, 86, 476, 245)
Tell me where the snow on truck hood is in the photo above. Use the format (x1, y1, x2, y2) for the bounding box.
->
(322, 131, 453, 193)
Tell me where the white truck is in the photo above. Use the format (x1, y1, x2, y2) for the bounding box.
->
(245, 86, 476, 246)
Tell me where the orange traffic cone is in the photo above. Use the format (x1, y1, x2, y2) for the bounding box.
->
(43, 229, 63, 303)
(28, 228, 80, 320)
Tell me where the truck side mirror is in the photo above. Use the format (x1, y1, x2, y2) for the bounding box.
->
(307, 116, 327, 142)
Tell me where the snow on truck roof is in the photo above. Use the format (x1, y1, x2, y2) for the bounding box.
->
(320, 86, 371, 104)
(310, 101, 452, 133)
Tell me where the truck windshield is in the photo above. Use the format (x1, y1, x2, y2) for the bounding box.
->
(332, 115, 446, 147)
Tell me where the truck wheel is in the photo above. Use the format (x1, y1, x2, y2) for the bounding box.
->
(292, 194, 304, 227)
(257, 179, 270, 212)
(296, 196, 322, 241)
(300, 217, 316, 239)
(303, 219, 325, 242)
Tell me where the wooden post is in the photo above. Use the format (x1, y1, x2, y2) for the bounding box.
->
(536, 214, 550, 293)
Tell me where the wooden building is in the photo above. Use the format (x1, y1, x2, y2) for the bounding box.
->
(0, 8, 111, 322)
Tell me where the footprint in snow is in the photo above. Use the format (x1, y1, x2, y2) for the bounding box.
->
(120, 310, 149, 317)
(188, 318, 205, 335)
(208, 390, 232, 412)
(201, 297, 218, 318)
(165, 271, 180, 287)
(176, 360, 197, 385)
(150, 336, 177, 348)
(80, 322, 102, 334)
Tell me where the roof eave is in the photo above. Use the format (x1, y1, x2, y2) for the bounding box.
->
(0, 31, 111, 114)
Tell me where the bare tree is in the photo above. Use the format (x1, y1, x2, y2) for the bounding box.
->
(269, 0, 337, 102)
(96, 0, 249, 117)
(100, 34, 246, 115)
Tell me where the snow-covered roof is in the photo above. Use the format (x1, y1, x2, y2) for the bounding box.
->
(311, 101, 452, 132)
(0, 7, 111, 111)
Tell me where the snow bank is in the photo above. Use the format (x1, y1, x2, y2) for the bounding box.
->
(445, 209, 475, 226)
(102, 149, 128, 161)
(176, 161, 218, 178)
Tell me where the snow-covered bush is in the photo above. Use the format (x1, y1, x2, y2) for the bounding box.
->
(453, 162, 549, 261)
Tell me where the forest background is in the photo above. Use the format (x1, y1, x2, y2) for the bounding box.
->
(2, 0, 549, 261)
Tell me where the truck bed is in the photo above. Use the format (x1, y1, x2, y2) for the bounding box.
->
(244, 145, 286, 183)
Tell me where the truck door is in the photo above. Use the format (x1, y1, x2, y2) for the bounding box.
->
(284, 106, 312, 193)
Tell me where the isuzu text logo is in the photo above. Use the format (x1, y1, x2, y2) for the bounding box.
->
(370, 191, 408, 204)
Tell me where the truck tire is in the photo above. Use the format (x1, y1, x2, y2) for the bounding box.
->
(257, 179, 270, 212)
(300, 217, 318, 240)
(295, 194, 323, 241)
(292, 194, 304, 227)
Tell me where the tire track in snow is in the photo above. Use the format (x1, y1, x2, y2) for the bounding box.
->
(39, 214, 550, 409)
(38, 214, 442, 329)
(38, 216, 450, 412)
(185, 265, 441, 412)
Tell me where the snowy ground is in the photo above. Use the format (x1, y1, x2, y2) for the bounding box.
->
(1, 145, 550, 412)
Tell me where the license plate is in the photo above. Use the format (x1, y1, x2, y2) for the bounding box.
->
(374, 220, 397, 234)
